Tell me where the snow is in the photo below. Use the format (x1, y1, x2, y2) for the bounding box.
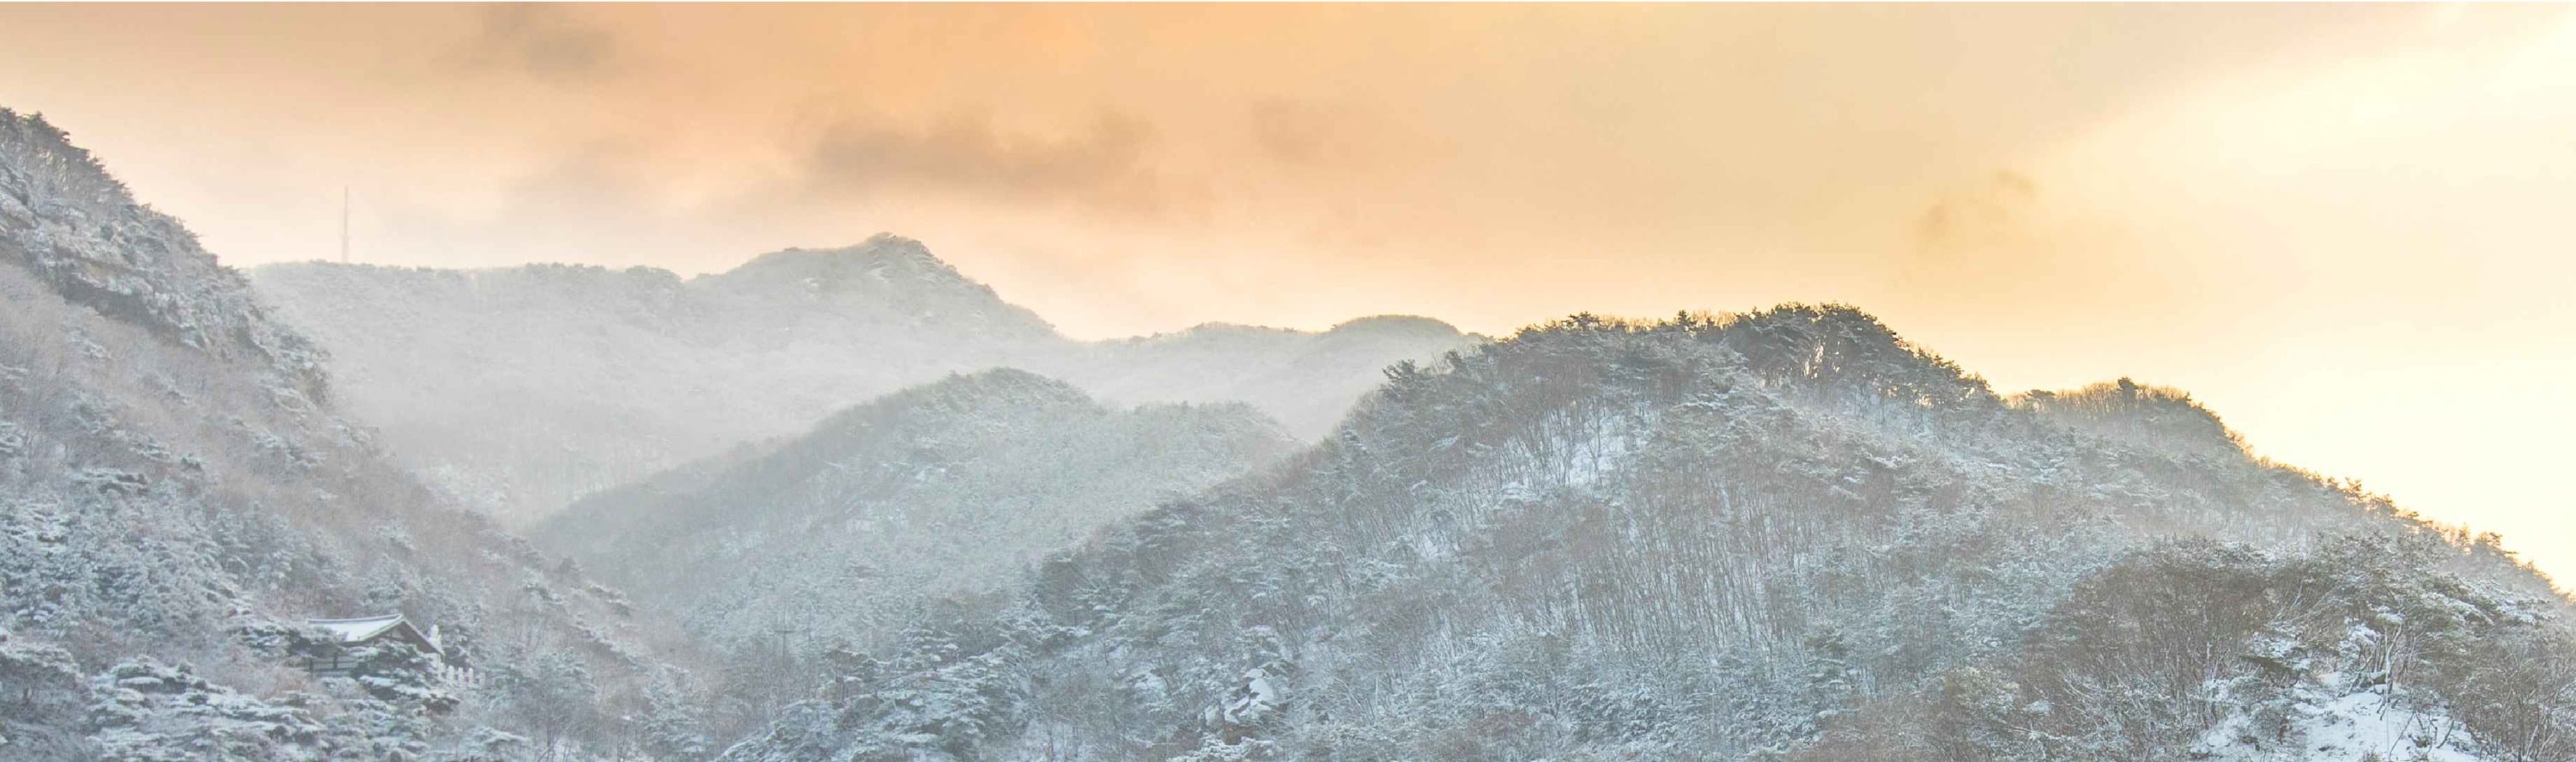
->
(0, 109, 684, 761)
(2193, 681, 2482, 762)
(307, 614, 404, 644)
(1222, 668, 1281, 725)
(15, 107, 2573, 762)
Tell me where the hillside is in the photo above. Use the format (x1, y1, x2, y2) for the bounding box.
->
(0, 109, 708, 761)
(249, 246, 1473, 524)
(533, 370, 1294, 717)
(714, 308, 2574, 762)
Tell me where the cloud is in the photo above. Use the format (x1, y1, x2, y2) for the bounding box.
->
(1242, 98, 1445, 188)
(1913, 170, 2038, 254)
(1249, 100, 1362, 168)
(1889, 169, 2179, 321)
(798, 109, 1182, 217)
(456, 4, 618, 82)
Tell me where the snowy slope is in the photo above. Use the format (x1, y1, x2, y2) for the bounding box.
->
(711, 308, 2573, 762)
(0, 107, 707, 761)
(2194, 683, 2485, 762)
(533, 370, 1292, 647)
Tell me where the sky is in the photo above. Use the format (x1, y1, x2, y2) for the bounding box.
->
(2, 3, 2571, 584)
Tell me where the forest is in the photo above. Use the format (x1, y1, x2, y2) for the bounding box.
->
(3, 104, 2571, 762)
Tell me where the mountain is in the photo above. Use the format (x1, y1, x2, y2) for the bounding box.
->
(1063, 315, 1475, 442)
(243, 237, 1060, 522)
(533, 369, 1293, 645)
(532, 369, 1295, 719)
(0, 108, 708, 761)
(714, 308, 2573, 762)
(248, 243, 1473, 525)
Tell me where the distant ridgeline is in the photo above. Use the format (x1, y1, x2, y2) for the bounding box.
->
(712, 308, 2575, 762)
(1, 108, 710, 761)
(249, 241, 1478, 525)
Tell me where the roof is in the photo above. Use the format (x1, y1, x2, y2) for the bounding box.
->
(310, 614, 404, 643)
(307, 614, 440, 654)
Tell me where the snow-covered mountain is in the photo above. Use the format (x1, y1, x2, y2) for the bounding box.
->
(249, 244, 1474, 524)
(531, 369, 1294, 720)
(0, 108, 709, 761)
(18, 99, 2570, 762)
(711, 308, 2574, 762)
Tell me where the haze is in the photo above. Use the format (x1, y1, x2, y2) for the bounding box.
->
(2, 3, 2568, 583)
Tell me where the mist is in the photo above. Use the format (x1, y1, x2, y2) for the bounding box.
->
(3, 5, 2573, 761)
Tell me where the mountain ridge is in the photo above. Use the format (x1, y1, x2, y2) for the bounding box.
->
(249, 244, 1479, 523)
(10, 101, 2570, 762)
(709, 307, 2571, 762)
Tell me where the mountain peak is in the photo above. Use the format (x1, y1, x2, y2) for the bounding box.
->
(726, 234, 960, 286)
(696, 233, 1060, 338)
(1707, 302, 1988, 405)
(906, 368, 1098, 411)
(2018, 377, 2246, 456)
(1322, 314, 1469, 342)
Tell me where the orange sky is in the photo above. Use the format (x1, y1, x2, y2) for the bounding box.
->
(3, 3, 2571, 584)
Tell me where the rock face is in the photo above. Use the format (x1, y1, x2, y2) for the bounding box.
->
(0, 107, 696, 761)
(250, 244, 1474, 523)
(713, 308, 2574, 762)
